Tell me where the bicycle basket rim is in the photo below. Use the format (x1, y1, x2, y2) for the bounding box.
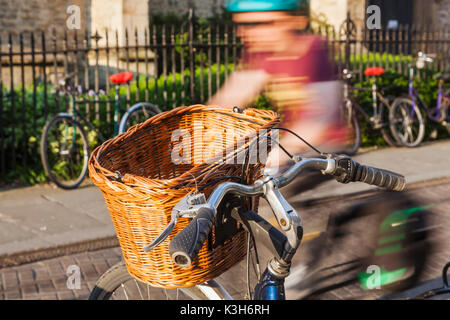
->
(91, 105, 280, 187)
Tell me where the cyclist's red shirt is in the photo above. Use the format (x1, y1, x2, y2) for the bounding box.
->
(242, 35, 346, 143)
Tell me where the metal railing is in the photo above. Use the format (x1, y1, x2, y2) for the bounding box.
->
(0, 12, 449, 183)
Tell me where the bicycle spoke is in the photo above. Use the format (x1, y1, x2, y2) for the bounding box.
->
(393, 101, 421, 145)
(407, 126, 414, 143)
(135, 279, 144, 300)
(164, 289, 170, 300)
(121, 283, 129, 300)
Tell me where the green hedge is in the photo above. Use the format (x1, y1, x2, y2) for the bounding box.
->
(0, 63, 234, 185)
(1, 64, 447, 186)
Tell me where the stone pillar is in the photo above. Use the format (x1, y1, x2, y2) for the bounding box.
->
(347, 0, 366, 31)
(89, 0, 154, 82)
(90, 0, 149, 46)
(309, 0, 349, 31)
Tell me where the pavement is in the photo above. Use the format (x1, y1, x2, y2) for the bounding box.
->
(2, 179, 450, 300)
(0, 138, 449, 268)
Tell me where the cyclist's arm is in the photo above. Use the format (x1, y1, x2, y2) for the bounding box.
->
(207, 69, 271, 107)
(264, 80, 343, 169)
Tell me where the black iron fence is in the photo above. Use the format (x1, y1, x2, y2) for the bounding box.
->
(1, 13, 449, 183)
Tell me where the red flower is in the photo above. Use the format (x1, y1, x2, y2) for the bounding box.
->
(364, 67, 386, 76)
(109, 72, 133, 84)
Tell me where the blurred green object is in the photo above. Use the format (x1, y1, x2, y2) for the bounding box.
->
(225, 0, 307, 12)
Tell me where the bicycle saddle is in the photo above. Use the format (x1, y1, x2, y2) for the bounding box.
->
(109, 72, 133, 84)
(434, 73, 450, 81)
(364, 67, 385, 77)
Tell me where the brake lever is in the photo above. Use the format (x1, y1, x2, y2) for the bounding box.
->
(143, 217, 178, 252)
(142, 193, 210, 252)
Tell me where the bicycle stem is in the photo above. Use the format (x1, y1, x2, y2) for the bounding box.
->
(164, 155, 405, 299)
(206, 158, 333, 284)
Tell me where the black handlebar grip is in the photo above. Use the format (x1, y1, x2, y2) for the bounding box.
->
(353, 162, 406, 191)
(169, 207, 215, 268)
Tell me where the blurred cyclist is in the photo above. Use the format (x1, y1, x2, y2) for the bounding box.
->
(208, 1, 431, 297)
(209, 0, 348, 171)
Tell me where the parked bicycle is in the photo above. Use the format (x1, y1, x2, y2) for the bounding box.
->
(340, 67, 401, 154)
(89, 142, 427, 300)
(40, 72, 161, 189)
(390, 52, 450, 147)
(286, 190, 431, 299)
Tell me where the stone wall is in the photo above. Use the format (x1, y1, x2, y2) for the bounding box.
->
(434, 0, 450, 29)
(149, 0, 226, 18)
(411, 0, 450, 29)
(0, 0, 89, 36)
(310, 0, 450, 31)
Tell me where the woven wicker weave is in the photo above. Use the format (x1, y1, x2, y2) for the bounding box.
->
(88, 104, 279, 289)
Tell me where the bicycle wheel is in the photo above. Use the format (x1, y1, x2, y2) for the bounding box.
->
(339, 99, 361, 155)
(357, 192, 430, 292)
(389, 97, 425, 147)
(40, 114, 90, 189)
(118, 102, 161, 134)
(376, 101, 400, 147)
(89, 262, 223, 300)
(289, 192, 430, 298)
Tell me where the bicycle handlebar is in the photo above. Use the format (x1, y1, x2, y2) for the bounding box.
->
(169, 207, 215, 268)
(352, 162, 406, 191)
(168, 154, 406, 268)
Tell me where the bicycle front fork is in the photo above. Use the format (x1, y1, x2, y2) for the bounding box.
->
(253, 268, 287, 300)
(240, 177, 304, 300)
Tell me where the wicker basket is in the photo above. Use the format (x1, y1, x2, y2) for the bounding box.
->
(88, 104, 279, 289)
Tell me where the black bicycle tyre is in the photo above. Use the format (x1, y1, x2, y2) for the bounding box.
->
(380, 126, 400, 147)
(118, 102, 161, 134)
(377, 101, 400, 147)
(295, 191, 430, 298)
(40, 114, 90, 190)
(89, 262, 208, 300)
(389, 97, 425, 147)
(88, 262, 133, 300)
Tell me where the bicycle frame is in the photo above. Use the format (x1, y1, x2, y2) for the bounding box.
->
(407, 63, 449, 123)
(62, 85, 122, 145)
(174, 158, 331, 300)
(343, 77, 391, 128)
